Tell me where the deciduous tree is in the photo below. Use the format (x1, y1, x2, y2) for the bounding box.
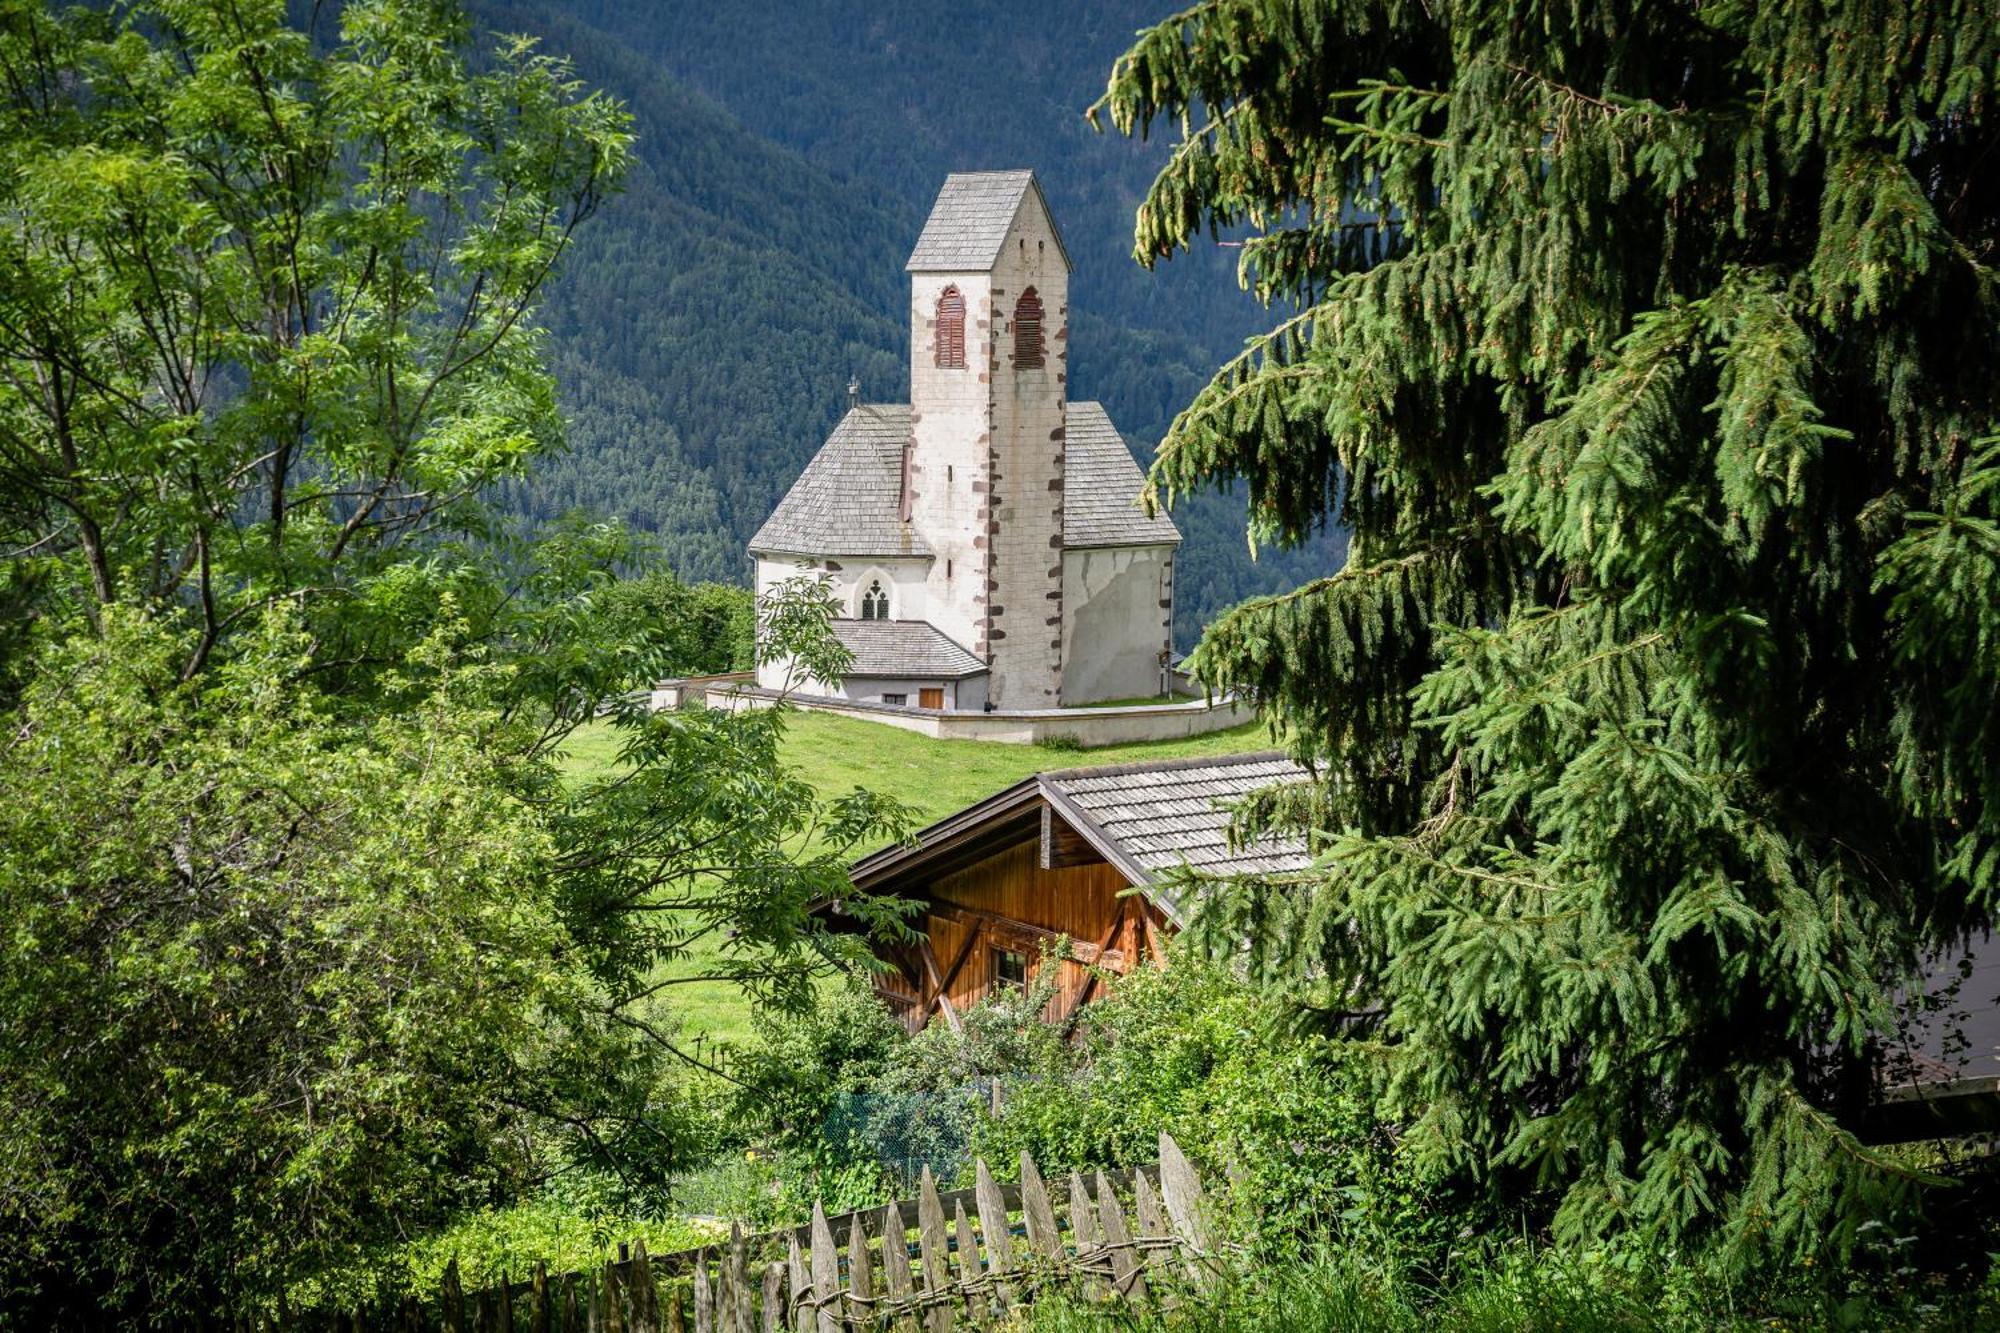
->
(0, 0, 629, 685)
(0, 4, 907, 1321)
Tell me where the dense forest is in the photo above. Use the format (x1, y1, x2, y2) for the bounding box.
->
(474, 0, 1344, 643)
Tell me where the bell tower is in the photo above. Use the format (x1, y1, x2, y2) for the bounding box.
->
(904, 171, 1071, 708)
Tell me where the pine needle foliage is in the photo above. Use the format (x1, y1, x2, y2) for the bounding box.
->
(1094, 0, 2000, 1260)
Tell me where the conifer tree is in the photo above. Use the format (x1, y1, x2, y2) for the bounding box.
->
(1096, 0, 2000, 1256)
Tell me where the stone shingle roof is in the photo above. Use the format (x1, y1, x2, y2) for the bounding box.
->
(1045, 754, 1313, 885)
(832, 619, 988, 679)
(906, 170, 1071, 273)
(751, 403, 1176, 559)
(841, 752, 1314, 928)
(1063, 403, 1181, 549)
(748, 405, 926, 558)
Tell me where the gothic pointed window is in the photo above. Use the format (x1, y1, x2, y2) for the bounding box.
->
(1013, 287, 1045, 369)
(860, 579, 889, 620)
(934, 286, 966, 369)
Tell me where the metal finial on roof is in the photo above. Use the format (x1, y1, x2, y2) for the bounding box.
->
(847, 376, 860, 409)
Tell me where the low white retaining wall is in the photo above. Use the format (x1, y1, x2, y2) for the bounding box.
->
(648, 672, 758, 710)
(650, 676, 1254, 747)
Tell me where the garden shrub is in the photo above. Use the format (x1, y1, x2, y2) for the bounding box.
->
(975, 960, 1457, 1261)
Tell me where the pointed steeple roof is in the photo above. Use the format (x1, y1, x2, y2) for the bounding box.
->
(905, 170, 1072, 273)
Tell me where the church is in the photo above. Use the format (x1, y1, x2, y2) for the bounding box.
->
(749, 171, 1181, 711)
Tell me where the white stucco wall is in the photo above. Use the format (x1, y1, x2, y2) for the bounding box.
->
(981, 192, 1069, 711)
(691, 685, 1251, 745)
(908, 272, 993, 661)
(750, 553, 934, 693)
(821, 674, 988, 711)
(1060, 544, 1175, 705)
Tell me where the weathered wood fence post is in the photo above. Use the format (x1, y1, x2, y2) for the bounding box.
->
(443, 1259, 466, 1333)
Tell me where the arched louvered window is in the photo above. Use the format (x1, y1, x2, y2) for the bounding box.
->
(1013, 287, 1045, 369)
(860, 579, 889, 620)
(934, 286, 966, 369)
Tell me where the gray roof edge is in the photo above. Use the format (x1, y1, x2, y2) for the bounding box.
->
(1022, 173, 1072, 273)
(1063, 532, 1182, 552)
(839, 663, 989, 681)
(844, 771, 1174, 919)
(847, 775, 1046, 888)
(844, 751, 1305, 910)
(1041, 749, 1299, 786)
(749, 542, 934, 560)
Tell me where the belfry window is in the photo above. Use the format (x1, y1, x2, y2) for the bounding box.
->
(1013, 287, 1045, 369)
(859, 579, 889, 620)
(934, 286, 966, 369)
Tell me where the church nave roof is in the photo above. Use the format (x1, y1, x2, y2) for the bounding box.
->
(1062, 403, 1182, 549)
(749, 402, 1180, 560)
(748, 404, 927, 559)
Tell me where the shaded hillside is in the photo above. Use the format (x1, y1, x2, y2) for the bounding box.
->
(479, 2, 1344, 642)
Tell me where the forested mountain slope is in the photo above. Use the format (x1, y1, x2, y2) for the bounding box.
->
(478, 1, 1343, 642)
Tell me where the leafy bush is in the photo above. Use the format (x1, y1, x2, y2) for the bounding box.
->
(705, 980, 908, 1221)
(289, 1174, 726, 1313)
(730, 980, 908, 1149)
(975, 961, 1454, 1259)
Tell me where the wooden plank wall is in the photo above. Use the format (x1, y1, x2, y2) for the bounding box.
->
(873, 832, 1172, 1033)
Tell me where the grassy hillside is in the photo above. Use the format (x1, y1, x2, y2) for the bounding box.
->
(560, 709, 1277, 1044)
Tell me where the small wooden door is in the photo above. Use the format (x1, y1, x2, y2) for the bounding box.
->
(919, 687, 945, 710)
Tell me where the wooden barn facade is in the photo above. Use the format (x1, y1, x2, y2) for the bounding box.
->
(824, 753, 1311, 1033)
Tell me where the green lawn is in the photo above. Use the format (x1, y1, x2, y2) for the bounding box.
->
(559, 708, 1277, 1045)
(775, 709, 1277, 839)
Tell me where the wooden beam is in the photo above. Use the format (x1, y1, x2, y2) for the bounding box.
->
(934, 918, 983, 1001)
(1863, 1075, 2000, 1142)
(917, 937, 965, 1035)
(1041, 805, 1107, 870)
(924, 898, 1106, 965)
(887, 944, 923, 993)
(1141, 908, 1169, 970)
(1057, 901, 1132, 1025)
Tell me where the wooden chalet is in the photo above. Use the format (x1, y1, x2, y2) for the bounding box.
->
(825, 752, 1311, 1033)
(821, 756, 2000, 1142)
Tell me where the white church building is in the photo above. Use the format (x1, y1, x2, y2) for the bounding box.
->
(749, 170, 1180, 711)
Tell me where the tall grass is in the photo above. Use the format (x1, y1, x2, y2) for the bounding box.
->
(1017, 1243, 1998, 1332)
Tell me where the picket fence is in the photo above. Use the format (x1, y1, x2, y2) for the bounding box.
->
(371, 1133, 1216, 1333)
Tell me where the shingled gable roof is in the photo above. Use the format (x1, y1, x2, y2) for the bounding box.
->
(847, 752, 1314, 924)
(1064, 403, 1181, 548)
(830, 619, 987, 679)
(748, 405, 926, 558)
(906, 170, 1073, 273)
(751, 402, 1177, 558)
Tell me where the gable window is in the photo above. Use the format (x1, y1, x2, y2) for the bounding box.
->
(859, 578, 889, 620)
(1013, 288, 1045, 369)
(934, 286, 966, 369)
(993, 948, 1027, 995)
